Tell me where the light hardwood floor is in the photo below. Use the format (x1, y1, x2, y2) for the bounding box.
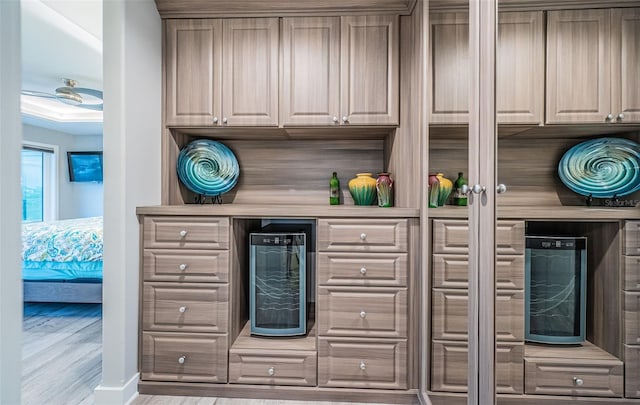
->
(22, 303, 102, 405)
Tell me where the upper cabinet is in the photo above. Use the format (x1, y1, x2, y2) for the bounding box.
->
(281, 15, 399, 126)
(165, 18, 279, 127)
(546, 8, 640, 124)
(429, 11, 544, 125)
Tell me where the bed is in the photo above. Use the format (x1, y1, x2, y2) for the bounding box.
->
(22, 216, 103, 303)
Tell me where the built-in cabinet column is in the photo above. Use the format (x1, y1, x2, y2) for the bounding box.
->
(625, 220, 640, 398)
(546, 8, 640, 124)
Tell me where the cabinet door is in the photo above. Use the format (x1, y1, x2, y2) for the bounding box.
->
(546, 9, 611, 123)
(611, 8, 640, 123)
(165, 19, 222, 126)
(340, 15, 399, 125)
(222, 18, 279, 126)
(281, 17, 340, 126)
(497, 12, 544, 124)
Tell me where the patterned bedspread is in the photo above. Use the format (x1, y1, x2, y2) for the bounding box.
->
(22, 216, 103, 262)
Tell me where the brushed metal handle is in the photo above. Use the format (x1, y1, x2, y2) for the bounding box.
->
(573, 376, 584, 386)
(268, 367, 275, 376)
(178, 355, 186, 364)
(179, 230, 188, 238)
(179, 263, 187, 271)
(360, 233, 367, 241)
(460, 184, 485, 195)
(359, 361, 366, 370)
(496, 184, 507, 194)
(618, 113, 625, 121)
(606, 113, 614, 121)
(342, 115, 348, 123)
(333, 116, 339, 123)
(222, 117, 228, 124)
(360, 311, 367, 319)
(213, 117, 219, 124)
(179, 306, 187, 313)
(360, 267, 367, 275)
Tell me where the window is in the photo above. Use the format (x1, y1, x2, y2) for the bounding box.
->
(21, 143, 57, 222)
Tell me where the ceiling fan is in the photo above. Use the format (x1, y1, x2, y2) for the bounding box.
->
(21, 78, 103, 111)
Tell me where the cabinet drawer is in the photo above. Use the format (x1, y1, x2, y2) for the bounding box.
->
(625, 221, 640, 256)
(626, 255, 640, 291)
(524, 357, 623, 397)
(317, 218, 408, 252)
(141, 332, 228, 383)
(318, 337, 406, 389)
(143, 249, 229, 283)
(432, 254, 524, 290)
(317, 252, 407, 287)
(318, 286, 407, 338)
(228, 348, 317, 386)
(625, 344, 640, 398)
(143, 216, 229, 249)
(143, 283, 228, 333)
(431, 289, 523, 342)
(430, 341, 523, 394)
(432, 220, 524, 255)
(625, 291, 640, 345)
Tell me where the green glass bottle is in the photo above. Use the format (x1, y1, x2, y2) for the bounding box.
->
(330, 172, 340, 205)
(453, 172, 468, 206)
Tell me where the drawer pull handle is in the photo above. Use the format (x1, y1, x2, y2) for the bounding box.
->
(179, 263, 187, 271)
(360, 311, 367, 319)
(573, 377, 584, 386)
(359, 361, 366, 371)
(360, 267, 367, 275)
(179, 230, 188, 238)
(360, 233, 367, 241)
(618, 113, 625, 121)
(268, 367, 275, 376)
(179, 306, 187, 313)
(178, 355, 186, 364)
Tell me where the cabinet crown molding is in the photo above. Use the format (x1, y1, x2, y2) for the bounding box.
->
(154, 0, 416, 18)
(429, 0, 640, 12)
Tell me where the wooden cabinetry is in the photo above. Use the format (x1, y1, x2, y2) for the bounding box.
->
(317, 218, 408, 389)
(428, 11, 544, 124)
(281, 15, 398, 126)
(546, 8, 640, 124)
(140, 216, 230, 383)
(430, 218, 525, 394)
(624, 220, 640, 398)
(165, 18, 279, 127)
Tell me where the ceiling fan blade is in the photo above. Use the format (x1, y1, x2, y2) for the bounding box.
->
(77, 103, 103, 111)
(21, 90, 56, 98)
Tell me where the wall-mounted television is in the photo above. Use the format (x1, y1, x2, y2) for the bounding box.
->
(67, 151, 103, 182)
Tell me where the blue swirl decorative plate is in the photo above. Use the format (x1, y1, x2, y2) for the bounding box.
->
(177, 139, 239, 196)
(558, 137, 640, 198)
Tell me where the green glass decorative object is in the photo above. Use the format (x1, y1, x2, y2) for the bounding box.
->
(428, 173, 440, 208)
(376, 172, 394, 207)
(330, 172, 340, 205)
(453, 172, 468, 206)
(436, 173, 453, 206)
(348, 173, 377, 205)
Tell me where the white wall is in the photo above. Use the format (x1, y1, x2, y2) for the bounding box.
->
(94, 0, 161, 403)
(0, 1, 23, 404)
(22, 124, 103, 219)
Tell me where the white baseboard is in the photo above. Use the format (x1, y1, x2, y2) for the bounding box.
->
(93, 372, 139, 405)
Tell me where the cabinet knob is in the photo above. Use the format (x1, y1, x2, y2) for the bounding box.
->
(573, 376, 584, 386)
(360, 233, 367, 241)
(496, 184, 507, 194)
(359, 361, 366, 371)
(178, 355, 186, 364)
(606, 113, 614, 121)
(213, 117, 219, 124)
(342, 116, 349, 123)
(333, 116, 339, 123)
(222, 117, 228, 124)
(360, 310, 367, 319)
(179, 306, 187, 313)
(268, 366, 275, 376)
(360, 267, 367, 275)
(618, 113, 625, 122)
(179, 263, 187, 271)
(179, 230, 188, 238)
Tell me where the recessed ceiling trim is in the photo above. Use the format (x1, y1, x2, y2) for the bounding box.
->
(21, 96, 103, 123)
